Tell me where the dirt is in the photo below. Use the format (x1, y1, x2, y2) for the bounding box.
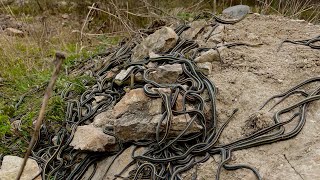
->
(183, 14, 320, 179)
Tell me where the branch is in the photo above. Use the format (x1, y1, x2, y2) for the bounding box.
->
(16, 52, 65, 180)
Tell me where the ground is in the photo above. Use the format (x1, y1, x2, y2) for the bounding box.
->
(183, 14, 320, 179)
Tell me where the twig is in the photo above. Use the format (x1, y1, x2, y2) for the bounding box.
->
(88, 5, 135, 36)
(80, 3, 96, 52)
(15, 52, 65, 180)
(284, 154, 305, 180)
(109, 0, 136, 36)
(139, 0, 179, 21)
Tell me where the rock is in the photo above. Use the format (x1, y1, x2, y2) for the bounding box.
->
(112, 88, 149, 118)
(134, 72, 143, 82)
(196, 62, 212, 75)
(0, 155, 41, 180)
(95, 96, 106, 103)
(243, 110, 273, 136)
(61, 14, 69, 19)
(70, 125, 117, 152)
(149, 51, 160, 58)
(58, 1, 68, 7)
(0, 15, 23, 30)
(194, 49, 220, 63)
(222, 5, 250, 19)
(105, 71, 115, 81)
(206, 25, 225, 44)
(148, 64, 182, 84)
(115, 112, 202, 142)
(5, 27, 24, 37)
(169, 114, 203, 133)
(81, 146, 146, 180)
(146, 62, 157, 68)
(114, 66, 135, 85)
(114, 113, 159, 141)
(148, 98, 163, 115)
(10, 120, 21, 132)
(174, 94, 194, 111)
(181, 20, 207, 40)
(131, 27, 178, 62)
(93, 110, 115, 128)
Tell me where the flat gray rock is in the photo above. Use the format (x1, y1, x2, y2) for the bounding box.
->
(222, 5, 250, 19)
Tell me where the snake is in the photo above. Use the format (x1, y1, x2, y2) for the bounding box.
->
(22, 11, 320, 180)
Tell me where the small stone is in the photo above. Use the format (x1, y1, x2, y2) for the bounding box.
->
(131, 27, 178, 62)
(52, 135, 58, 146)
(58, 1, 68, 7)
(5, 27, 24, 37)
(243, 110, 273, 136)
(114, 66, 135, 85)
(195, 49, 220, 63)
(95, 96, 105, 103)
(70, 125, 117, 152)
(146, 62, 157, 68)
(149, 51, 160, 58)
(61, 14, 69, 19)
(105, 71, 115, 81)
(10, 120, 21, 132)
(0, 155, 41, 180)
(222, 5, 251, 19)
(196, 62, 212, 75)
(134, 72, 144, 82)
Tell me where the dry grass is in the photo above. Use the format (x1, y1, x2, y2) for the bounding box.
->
(257, 0, 320, 23)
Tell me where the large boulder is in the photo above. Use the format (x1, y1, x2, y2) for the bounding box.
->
(222, 5, 250, 19)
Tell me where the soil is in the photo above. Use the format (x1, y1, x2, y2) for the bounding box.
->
(183, 14, 320, 179)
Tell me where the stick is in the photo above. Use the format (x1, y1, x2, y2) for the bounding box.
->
(16, 52, 65, 180)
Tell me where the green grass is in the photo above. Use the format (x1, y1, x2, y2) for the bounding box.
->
(0, 15, 110, 156)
